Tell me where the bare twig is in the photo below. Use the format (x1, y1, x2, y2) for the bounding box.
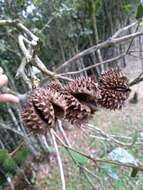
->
(129, 72, 143, 86)
(34, 55, 73, 81)
(50, 128, 66, 190)
(10, 140, 25, 157)
(34, 55, 56, 79)
(59, 53, 125, 75)
(0, 19, 72, 85)
(58, 121, 99, 188)
(128, 53, 143, 60)
(126, 21, 141, 54)
(15, 57, 32, 89)
(1, 19, 143, 85)
(86, 124, 138, 147)
(112, 21, 138, 38)
(57, 28, 143, 71)
(0, 20, 38, 41)
(18, 35, 32, 62)
(39, 17, 55, 33)
(81, 168, 95, 189)
(54, 131, 143, 172)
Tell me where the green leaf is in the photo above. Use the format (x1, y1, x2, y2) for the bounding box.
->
(69, 150, 88, 165)
(95, 0, 102, 14)
(14, 148, 30, 165)
(0, 149, 9, 163)
(62, 148, 88, 165)
(122, 4, 132, 14)
(131, 168, 138, 177)
(16, 0, 25, 6)
(32, 0, 42, 5)
(3, 157, 17, 173)
(136, 4, 143, 19)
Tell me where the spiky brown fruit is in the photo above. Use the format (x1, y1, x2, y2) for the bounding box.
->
(32, 88, 55, 127)
(46, 86, 91, 125)
(22, 99, 47, 134)
(63, 91, 91, 125)
(22, 88, 55, 134)
(47, 80, 64, 91)
(65, 77, 100, 113)
(98, 69, 131, 110)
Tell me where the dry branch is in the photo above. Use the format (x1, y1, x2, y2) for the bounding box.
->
(112, 21, 138, 38)
(1, 19, 143, 86)
(60, 53, 125, 75)
(54, 131, 143, 173)
(0, 19, 71, 85)
(57, 22, 142, 72)
(50, 128, 66, 190)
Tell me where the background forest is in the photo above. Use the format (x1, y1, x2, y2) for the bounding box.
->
(1, 0, 143, 190)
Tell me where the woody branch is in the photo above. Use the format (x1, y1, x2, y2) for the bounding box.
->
(0, 19, 143, 87)
(0, 19, 72, 89)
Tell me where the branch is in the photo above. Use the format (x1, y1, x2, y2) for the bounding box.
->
(57, 24, 143, 71)
(9, 140, 25, 157)
(15, 57, 32, 87)
(0, 19, 72, 85)
(0, 124, 25, 137)
(60, 53, 125, 75)
(86, 124, 138, 147)
(57, 121, 97, 188)
(0, 19, 38, 41)
(50, 128, 66, 190)
(34, 55, 73, 81)
(129, 72, 143, 86)
(1, 19, 143, 87)
(18, 35, 32, 62)
(112, 21, 138, 38)
(54, 131, 143, 173)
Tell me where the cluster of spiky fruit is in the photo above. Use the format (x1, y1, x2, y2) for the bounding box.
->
(21, 69, 131, 134)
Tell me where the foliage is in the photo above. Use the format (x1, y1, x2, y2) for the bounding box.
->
(136, 3, 143, 19)
(62, 148, 88, 165)
(14, 148, 31, 165)
(0, 147, 30, 186)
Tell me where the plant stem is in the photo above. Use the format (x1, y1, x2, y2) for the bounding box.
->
(50, 128, 66, 190)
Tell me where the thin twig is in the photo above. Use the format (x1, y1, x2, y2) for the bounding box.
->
(112, 21, 138, 38)
(34, 55, 72, 81)
(53, 131, 143, 172)
(0, 19, 72, 85)
(50, 128, 66, 190)
(9, 133, 32, 157)
(18, 35, 32, 62)
(59, 53, 125, 75)
(57, 28, 143, 71)
(81, 168, 95, 189)
(86, 124, 136, 147)
(129, 72, 143, 86)
(126, 21, 141, 54)
(128, 53, 143, 60)
(57, 121, 98, 188)
(9, 141, 25, 157)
